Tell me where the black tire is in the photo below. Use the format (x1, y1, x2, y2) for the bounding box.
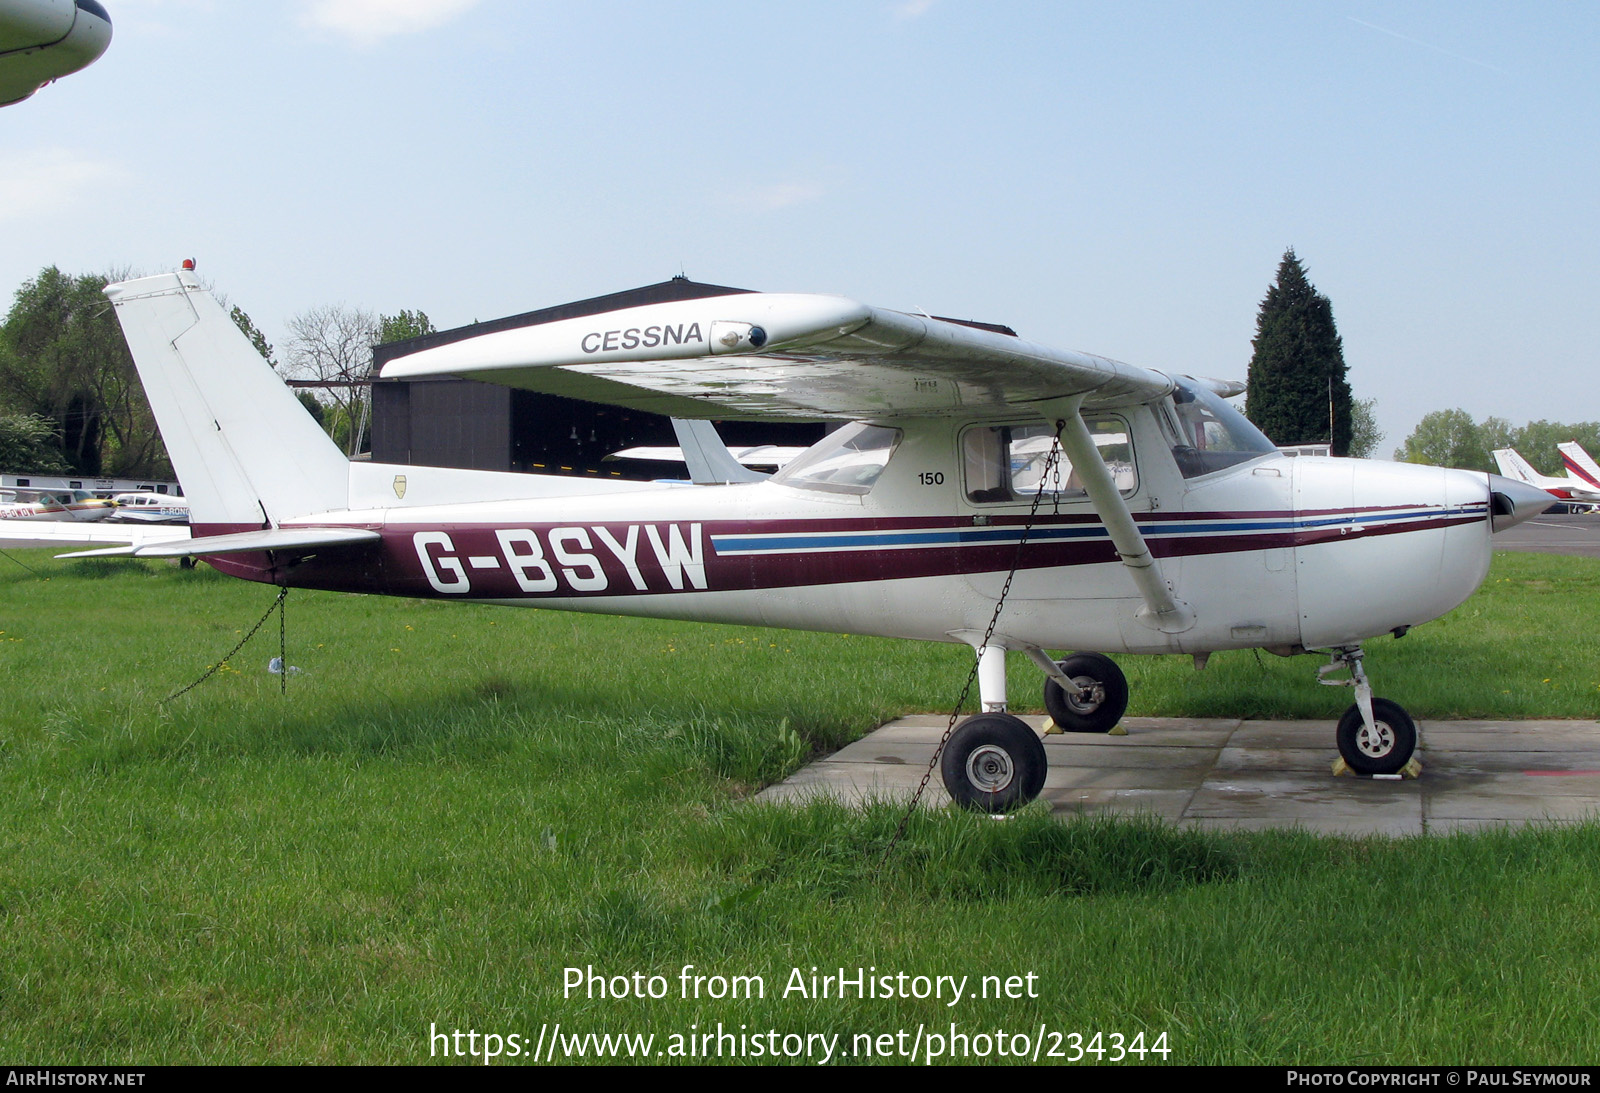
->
(940, 713, 1048, 813)
(1042, 652, 1129, 733)
(1336, 698, 1417, 775)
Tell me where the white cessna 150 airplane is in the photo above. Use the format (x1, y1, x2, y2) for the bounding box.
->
(79, 270, 1550, 810)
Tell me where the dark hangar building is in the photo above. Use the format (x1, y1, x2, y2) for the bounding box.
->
(369, 277, 827, 480)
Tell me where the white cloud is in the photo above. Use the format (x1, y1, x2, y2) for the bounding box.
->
(0, 148, 128, 224)
(893, 0, 936, 21)
(730, 180, 827, 212)
(299, 0, 480, 46)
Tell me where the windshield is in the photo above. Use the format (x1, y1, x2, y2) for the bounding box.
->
(1168, 379, 1277, 478)
(770, 422, 901, 495)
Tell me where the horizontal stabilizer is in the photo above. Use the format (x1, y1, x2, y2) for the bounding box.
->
(57, 526, 380, 559)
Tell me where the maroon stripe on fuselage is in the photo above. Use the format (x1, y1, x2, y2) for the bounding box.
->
(193, 506, 1489, 602)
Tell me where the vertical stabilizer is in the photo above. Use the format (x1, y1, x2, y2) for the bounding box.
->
(1491, 448, 1545, 487)
(670, 418, 767, 484)
(105, 272, 350, 528)
(1559, 442, 1600, 491)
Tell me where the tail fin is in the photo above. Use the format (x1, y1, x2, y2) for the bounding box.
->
(670, 419, 767, 484)
(1491, 448, 1540, 484)
(105, 272, 349, 528)
(1558, 442, 1600, 490)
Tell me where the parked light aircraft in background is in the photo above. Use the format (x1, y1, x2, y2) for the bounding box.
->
(0, 487, 69, 521)
(0, 487, 113, 521)
(108, 491, 191, 525)
(0, 0, 111, 107)
(51, 270, 1553, 810)
(1491, 448, 1600, 509)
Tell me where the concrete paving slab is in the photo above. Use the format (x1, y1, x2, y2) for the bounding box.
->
(1040, 742, 1220, 770)
(1042, 787, 1196, 823)
(1425, 750, 1600, 773)
(756, 715, 1600, 835)
(1044, 765, 1209, 791)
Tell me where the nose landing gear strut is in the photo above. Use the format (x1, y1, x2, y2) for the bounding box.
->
(1319, 646, 1420, 777)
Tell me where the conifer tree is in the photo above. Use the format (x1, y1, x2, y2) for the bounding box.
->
(1246, 249, 1353, 454)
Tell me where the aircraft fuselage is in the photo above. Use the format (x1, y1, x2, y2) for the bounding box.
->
(199, 407, 1498, 658)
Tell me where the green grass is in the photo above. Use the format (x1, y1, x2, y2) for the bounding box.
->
(1, 549, 1598, 1064)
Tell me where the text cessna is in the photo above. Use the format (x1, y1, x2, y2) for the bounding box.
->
(413, 523, 708, 596)
(579, 322, 705, 354)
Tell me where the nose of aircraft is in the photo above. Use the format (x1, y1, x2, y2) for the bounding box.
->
(1486, 473, 1555, 532)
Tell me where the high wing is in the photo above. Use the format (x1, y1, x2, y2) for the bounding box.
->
(380, 294, 1186, 420)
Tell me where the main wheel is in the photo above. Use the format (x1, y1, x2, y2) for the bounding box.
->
(1336, 698, 1417, 775)
(1042, 652, 1129, 733)
(940, 713, 1048, 813)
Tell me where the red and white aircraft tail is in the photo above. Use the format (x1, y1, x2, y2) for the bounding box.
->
(1558, 441, 1600, 493)
(1492, 446, 1600, 505)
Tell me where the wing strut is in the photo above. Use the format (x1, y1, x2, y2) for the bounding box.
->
(1045, 398, 1194, 634)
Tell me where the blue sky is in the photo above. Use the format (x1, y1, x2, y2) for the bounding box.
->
(3, 0, 1596, 452)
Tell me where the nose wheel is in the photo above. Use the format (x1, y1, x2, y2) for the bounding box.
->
(1320, 647, 1420, 776)
(1336, 697, 1417, 775)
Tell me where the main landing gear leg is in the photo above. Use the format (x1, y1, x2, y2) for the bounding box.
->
(940, 646, 1049, 813)
(1318, 646, 1420, 777)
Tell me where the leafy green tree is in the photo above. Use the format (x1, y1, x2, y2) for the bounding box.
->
(379, 309, 435, 344)
(1246, 249, 1354, 454)
(0, 412, 70, 473)
(295, 390, 326, 428)
(1395, 409, 1489, 470)
(1396, 411, 1600, 474)
(230, 305, 276, 368)
(1348, 397, 1383, 459)
(1478, 416, 1517, 457)
(0, 267, 171, 478)
(1511, 419, 1600, 474)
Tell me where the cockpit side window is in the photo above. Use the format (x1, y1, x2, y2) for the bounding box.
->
(962, 416, 1135, 504)
(1167, 379, 1277, 479)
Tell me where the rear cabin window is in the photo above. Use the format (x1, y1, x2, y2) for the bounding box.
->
(962, 417, 1135, 504)
(771, 422, 902, 495)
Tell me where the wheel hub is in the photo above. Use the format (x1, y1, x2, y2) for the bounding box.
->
(965, 744, 1015, 793)
(1356, 721, 1396, 758)
(1064, 676, 1105, 714)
